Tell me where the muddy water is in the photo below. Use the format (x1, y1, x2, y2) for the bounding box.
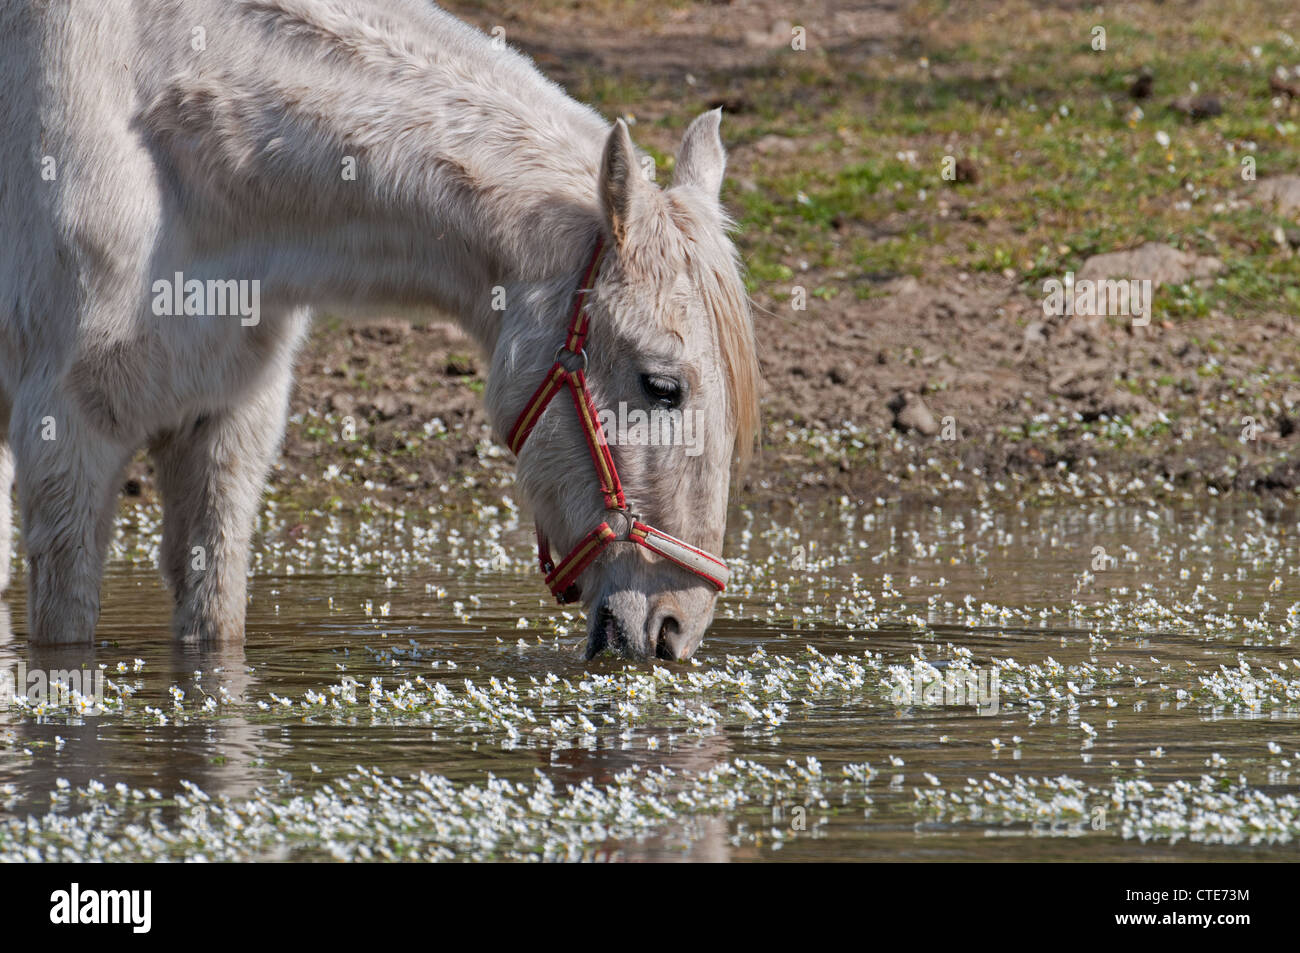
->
(1, 496, 1298, 861)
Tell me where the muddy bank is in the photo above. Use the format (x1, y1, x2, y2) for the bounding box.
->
(239, 275, 1300, 511)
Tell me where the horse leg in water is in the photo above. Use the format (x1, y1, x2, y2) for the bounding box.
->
(11, 381, 134, 645)
(150, 353, 298, 643)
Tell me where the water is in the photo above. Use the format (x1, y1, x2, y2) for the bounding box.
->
(1, 494, 1298, 860)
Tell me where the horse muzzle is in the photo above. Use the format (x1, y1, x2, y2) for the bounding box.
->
(585, 584, 712, 661)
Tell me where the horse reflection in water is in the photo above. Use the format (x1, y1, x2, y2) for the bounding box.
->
(0, 597, 267, 816)
(545, 731, 754, 862)
(2, 585, 756, 860)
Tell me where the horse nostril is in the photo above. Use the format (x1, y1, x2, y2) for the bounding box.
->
(655, 615, 681, 661)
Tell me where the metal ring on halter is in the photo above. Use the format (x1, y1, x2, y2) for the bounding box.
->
(605, 508, 638, 539)
(554, 346, 588, 373)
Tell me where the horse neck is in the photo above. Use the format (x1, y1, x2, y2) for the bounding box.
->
(141, 0, 609, 352)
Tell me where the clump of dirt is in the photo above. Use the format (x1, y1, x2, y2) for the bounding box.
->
(274, 320, 506, 499)
(749, 259, 1300, 501)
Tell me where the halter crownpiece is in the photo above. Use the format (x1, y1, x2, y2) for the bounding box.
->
(506, 236, 730, 604)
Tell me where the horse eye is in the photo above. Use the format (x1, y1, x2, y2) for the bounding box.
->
(640, 374, 682, 407)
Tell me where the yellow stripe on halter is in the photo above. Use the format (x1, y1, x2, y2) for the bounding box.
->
(509, 365, 566, 454)
(549, 523, 616, 588)
(573, 384, 613, 487)
(566, 534, 602, 568)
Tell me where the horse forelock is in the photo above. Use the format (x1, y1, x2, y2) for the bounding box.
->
(655, 193, 759, 469)
(599, 193, 758, 468)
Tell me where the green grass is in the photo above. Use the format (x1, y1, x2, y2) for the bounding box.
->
(560, 0, 1300, 323)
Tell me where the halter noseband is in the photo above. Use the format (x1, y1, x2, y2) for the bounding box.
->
(505, 236, 730, 604)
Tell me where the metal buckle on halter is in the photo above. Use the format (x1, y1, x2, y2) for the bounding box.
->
(604, 508, 638, 540)
(553, 345, 588, 373)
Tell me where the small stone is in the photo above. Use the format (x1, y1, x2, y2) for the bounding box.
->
(706, 96, 748, 114)
(887, 392, 939, 436)
(1130, 69, 1154, 100)
(1023, 321, 1048, 345)
(1269, 73, 1300, 99)
(752, 134, 799, 156)
(1256, 176, 1300, 218)
(1078, 242, 1223, 288)
(445, 354, 477, 376)
(369, 393, 405, 420)
(326, 392, 356, 416)
(1169, 94, 1222, 119)
(355, 318, 411, 346)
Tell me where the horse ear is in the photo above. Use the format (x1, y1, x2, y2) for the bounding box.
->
(672, 108, 726, 197)
(600, 119, 650, 248)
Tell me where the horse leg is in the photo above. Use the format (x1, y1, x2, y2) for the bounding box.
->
(12, 389, 132, 644)
(151, 367, 293, 643)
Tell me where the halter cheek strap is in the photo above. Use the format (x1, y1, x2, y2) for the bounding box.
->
(505, 236, 731, 604)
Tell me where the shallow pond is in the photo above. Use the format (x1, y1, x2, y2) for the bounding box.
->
(1, 493, 1298, 861)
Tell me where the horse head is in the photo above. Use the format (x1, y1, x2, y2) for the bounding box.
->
(489, 110, 759, 661)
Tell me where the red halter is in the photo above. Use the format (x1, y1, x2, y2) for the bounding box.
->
(505, 237, 730, 604)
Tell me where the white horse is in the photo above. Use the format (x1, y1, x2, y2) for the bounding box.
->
(0, 0, 758, 659)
